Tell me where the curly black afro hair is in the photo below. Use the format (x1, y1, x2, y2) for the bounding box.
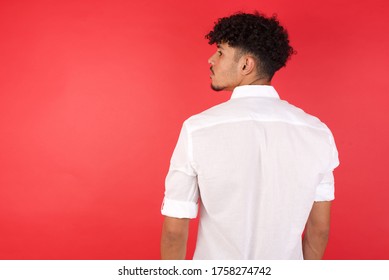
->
(206, 12, 295, 80)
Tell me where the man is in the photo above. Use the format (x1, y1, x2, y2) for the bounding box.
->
(160, 12, 339, 260)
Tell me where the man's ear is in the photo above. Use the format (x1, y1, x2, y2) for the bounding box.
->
(240, 56, 256, 75)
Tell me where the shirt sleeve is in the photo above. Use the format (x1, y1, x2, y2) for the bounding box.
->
(314, 172, 335, 201)
(161, 123, 199, 218)
(314, 131, 339, 201)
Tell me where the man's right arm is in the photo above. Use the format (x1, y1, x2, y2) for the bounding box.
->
(161, 216, 189, 260)
(303, 201, 332, 260)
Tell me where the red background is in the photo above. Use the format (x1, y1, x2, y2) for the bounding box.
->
(1, 0, 388, 259)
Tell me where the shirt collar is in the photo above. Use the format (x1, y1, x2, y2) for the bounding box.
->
(231, 85, 280, 100)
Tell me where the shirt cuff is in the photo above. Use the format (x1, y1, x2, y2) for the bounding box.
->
(314, 182, 335, 201)
(161, 198, 198, 219)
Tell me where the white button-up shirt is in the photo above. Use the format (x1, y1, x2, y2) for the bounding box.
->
(162, 85, 339, 259)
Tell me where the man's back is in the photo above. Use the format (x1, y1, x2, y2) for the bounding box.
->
(163, 85, 339, 259)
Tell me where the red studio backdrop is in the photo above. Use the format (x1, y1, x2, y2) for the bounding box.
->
(0, 0, 388, 260)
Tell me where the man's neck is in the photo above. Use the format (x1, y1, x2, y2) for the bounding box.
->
(248, 76, 271, 86)
(238, 75, 271, 87)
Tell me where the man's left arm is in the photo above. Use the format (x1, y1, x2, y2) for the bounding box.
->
(302, 201, 331, 260)
(161, 216, 190, 260)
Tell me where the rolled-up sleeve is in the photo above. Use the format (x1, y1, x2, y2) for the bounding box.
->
(314, 172, 335, 201)
(161, 123, 199, 218)
(315, 132, 339, 201)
